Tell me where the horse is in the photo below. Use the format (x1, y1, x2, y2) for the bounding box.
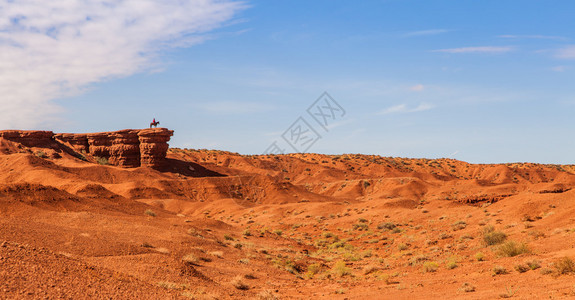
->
(150, 120, 160, 128)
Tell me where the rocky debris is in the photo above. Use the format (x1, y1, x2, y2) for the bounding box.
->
(1, 128, 174, 168)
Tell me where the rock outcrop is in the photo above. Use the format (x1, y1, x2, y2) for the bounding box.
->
(0, 130, 55, 148)
(0, 128, 174, 168)
(138, 129, 173, 167)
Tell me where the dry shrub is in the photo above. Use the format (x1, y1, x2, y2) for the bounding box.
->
(422, 261, 438, 273)
(452, 221, 467, 231)
(554, 257, 575, 275)
(525, 260, 541, 270)
(514, 264, 529, 273)
(492, 265, 507, 275)
(231, 275, 249, 290)
(257, 290, 279, 300)
(182, 254, 200, 265)
(460, 282, 476, 292)
(332, 260, 351, 277)
(209, 251, 223, 258)
(497, 241, 529, 257)
(482, 226, 507, 246)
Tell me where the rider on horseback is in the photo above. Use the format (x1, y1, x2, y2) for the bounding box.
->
(150, 118, 160, 128)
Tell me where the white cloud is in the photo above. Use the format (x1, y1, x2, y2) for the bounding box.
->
(434, 46, 515, 54)
(378, 103, 434, 115)
(410, 84, 425, 92)
(0, 0, 245, 129)
(404, 29, 449, 37)
(498, 35, 568, 41)
(556, 46, 575, 59)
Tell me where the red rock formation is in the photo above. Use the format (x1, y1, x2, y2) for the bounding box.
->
(2, 128, 174, 168)
(54, 133, 88, 153)
(138, 128, 173, 167)
(109, 130, 141, 167)
(0, 130, 54, 148)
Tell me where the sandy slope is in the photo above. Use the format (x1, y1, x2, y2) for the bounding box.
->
(2, 144, 575, 299)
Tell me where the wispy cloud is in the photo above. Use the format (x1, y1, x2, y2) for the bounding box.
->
(551, 66, 569, 72)
(498, 35, 568, 41)
(556, 46, 575, 59)
(410, 84, 425, 92)
(434, 46, 515, 54)
(0, 0, 245, 128)
(378, 103, 434, 115)
(404, 29, 449, 37)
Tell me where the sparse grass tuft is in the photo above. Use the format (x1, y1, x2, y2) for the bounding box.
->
(514, 264, 529, 273)
(452, 220, 467, 231)
(553, 257, 575, 275)
(353, 222, 369, 231)
(144, 209, 156, 217)
(182, 254, 200, 265)
(499, 286, 518, 298)
(409, 254, 429, 266)
(231, 275, 249, 290)
(377, 222, 396, 231)
(397, 243, 408, 251)
(460, 282, 476, 293)
(474, 252, 485, 261)
(482, 226, 507, 246)
(332, 260, 352, 277)
(497, 241, 529, 257)
(157, 281, 187, 290)
(422, 261, 438, 272)
(209, 251, 223, 258)
(256, 290, 279, 300)
(306, 263, 322, 278)
(492, 265, 508, 275)
(446, 260, 458, 269)
(525, 260, 541, 270)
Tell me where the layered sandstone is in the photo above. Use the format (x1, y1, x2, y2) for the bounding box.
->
(0, 130, 55, 148)
(1, 128, 174, 168)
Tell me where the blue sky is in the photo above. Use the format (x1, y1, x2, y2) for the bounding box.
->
(1, 0, 574, 163)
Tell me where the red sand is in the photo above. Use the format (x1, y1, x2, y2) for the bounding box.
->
(2, 142, 575, 299)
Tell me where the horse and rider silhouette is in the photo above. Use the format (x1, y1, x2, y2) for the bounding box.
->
(150, 118, 160, 128)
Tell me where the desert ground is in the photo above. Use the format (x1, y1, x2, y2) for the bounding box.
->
(2, 133, 575, 299)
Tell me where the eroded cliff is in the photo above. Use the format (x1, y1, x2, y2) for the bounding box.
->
(0, 128, 174, 168)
